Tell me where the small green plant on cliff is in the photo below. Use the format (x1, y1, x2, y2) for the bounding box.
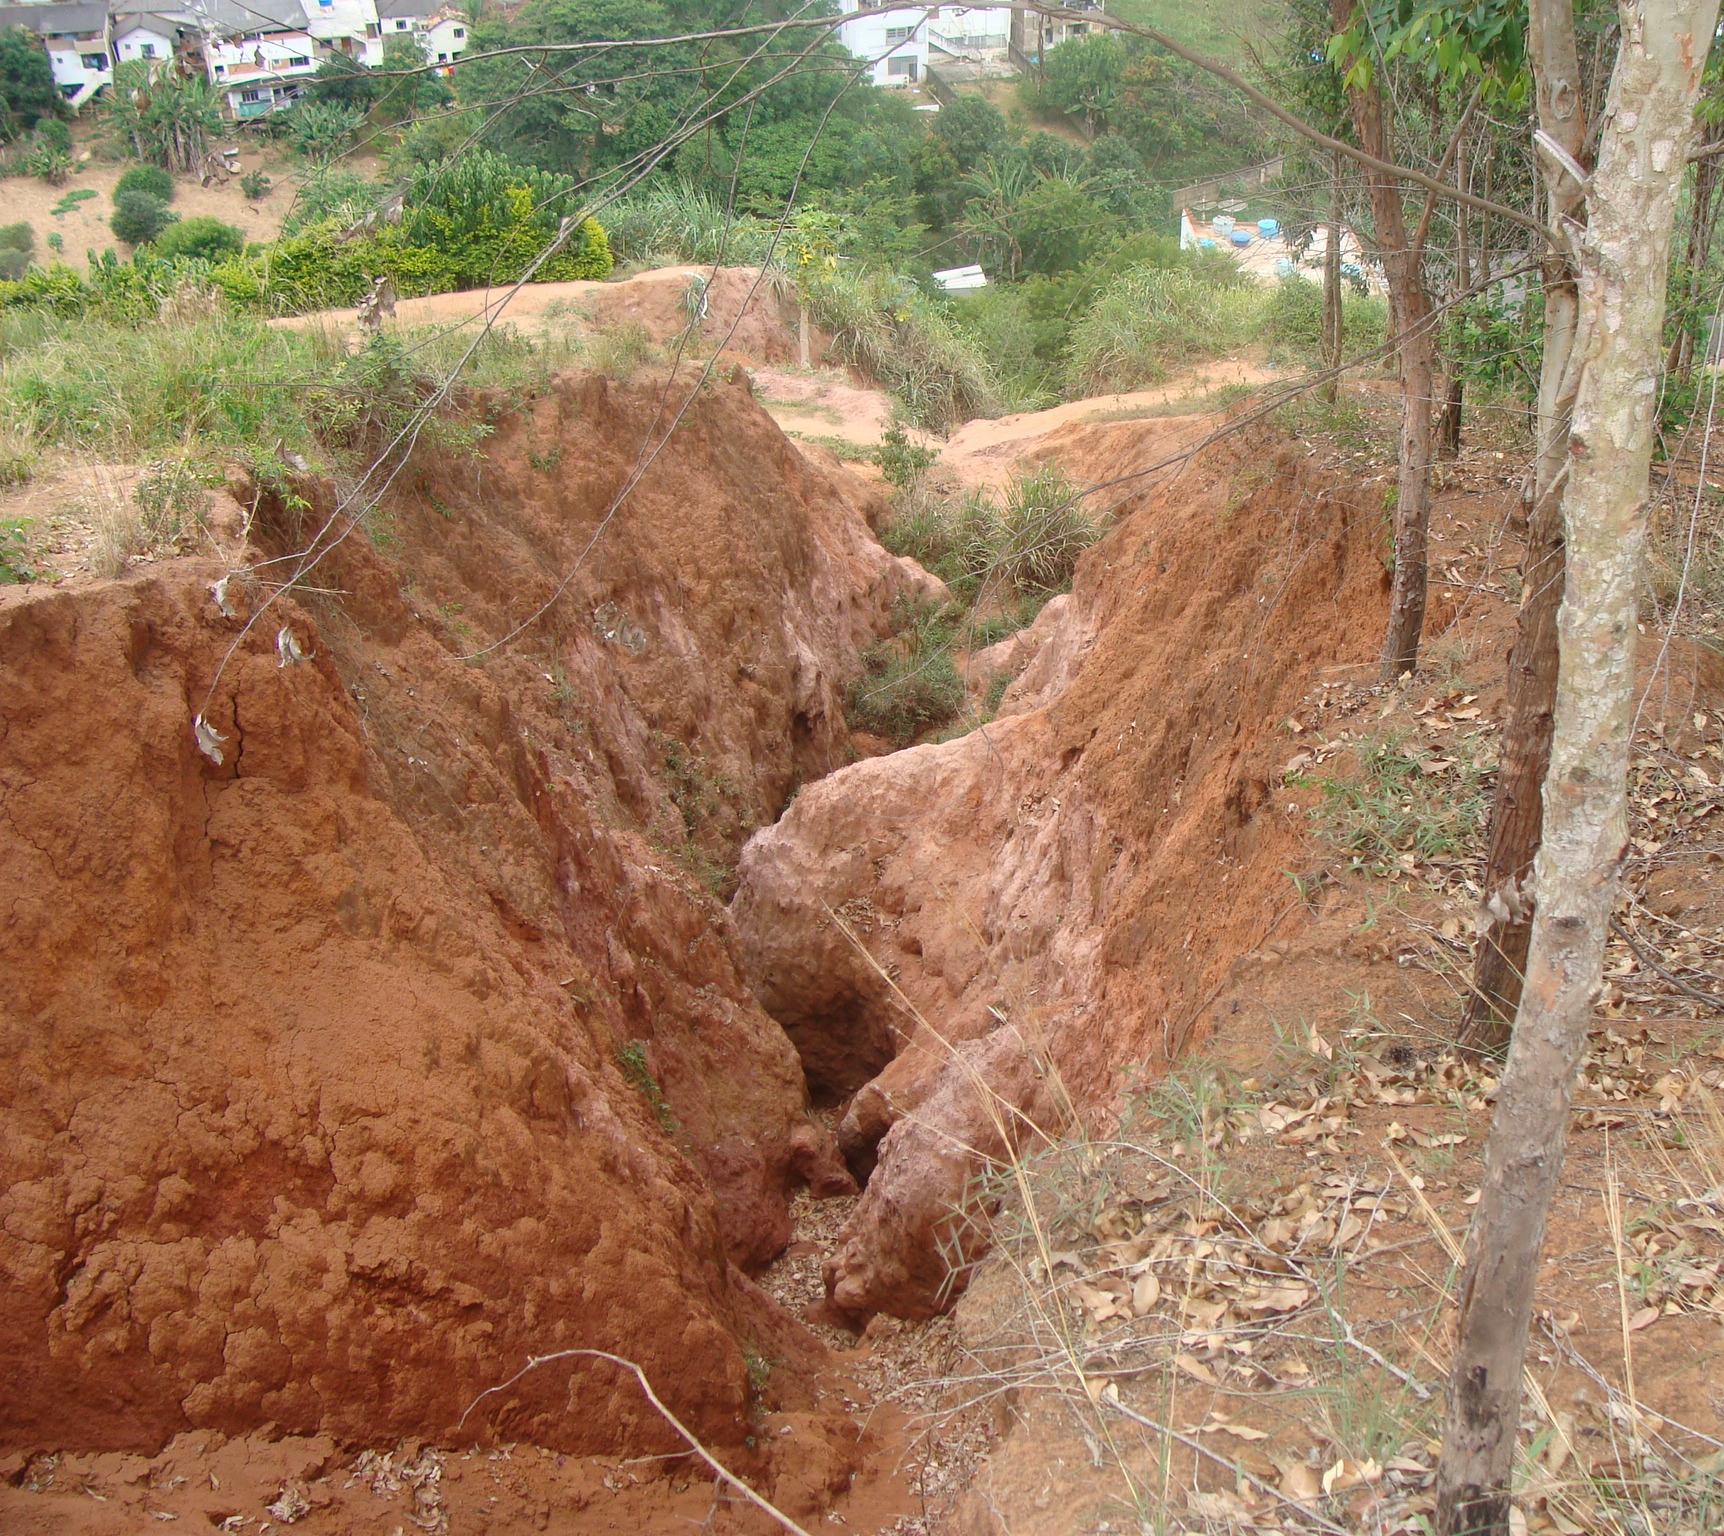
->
(846, 595, 966, 746)
(616, 1039, 678, 1135)
(0, 519, 34, 583)
(877, 420, 936, 489)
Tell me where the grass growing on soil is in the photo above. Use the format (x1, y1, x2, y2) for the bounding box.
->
(852, 463, 1106, 745)
(1309, 732, 1494, 876)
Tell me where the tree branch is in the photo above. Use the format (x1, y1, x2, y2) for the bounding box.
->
(457, 1348, 815, 1536)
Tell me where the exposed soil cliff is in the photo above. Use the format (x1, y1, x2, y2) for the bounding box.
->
(731, 416, 1392, 1318)
(0, 367, 909, 1483)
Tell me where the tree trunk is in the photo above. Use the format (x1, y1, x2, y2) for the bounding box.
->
(1322, 150, 1344, 404)
(1438, 134, 1473, 459)
(1332, 0, 1438, 681)
(1434, 6, 1718, 1532)
(1668, 116, 1724, 384)
(1459, 0, 1590, 1049)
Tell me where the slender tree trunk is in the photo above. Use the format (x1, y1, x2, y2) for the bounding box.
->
(1435, 6, 1718, 1532)
(1332, 0, 1438, 681)
(1668, 117, 1724, 383)
(1323, 150, 1344, 403)
(1438, 136, 1472, 458)
(1460, 0, 1590, 1048)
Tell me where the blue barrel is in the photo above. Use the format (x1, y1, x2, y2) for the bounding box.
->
(1257, 218, 1280, 238)
(1197, 237, 1216, 249)
(1229, 228, 1252, 247)
(1274, 256, 1294, 277)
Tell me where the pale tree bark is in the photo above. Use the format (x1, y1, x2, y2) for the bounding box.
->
(1435, 5, 1719, 1532)
(1331, 0, 1439, 681)
(1461, 0, 1591, 1047)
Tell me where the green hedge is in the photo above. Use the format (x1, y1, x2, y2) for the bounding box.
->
(0, 216, 612, 317)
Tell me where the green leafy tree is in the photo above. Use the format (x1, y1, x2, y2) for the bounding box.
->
(111, 189, 179, 246)
(306, 54, 380, 110)
(152, 216, 245, 261)
(104, 61, 221, 172)
(0, 27, 62, 143)
(375, 34, 452, 121)
(1039, 32, 1124, 136)
(932, 93, 1008, 173)
(114, 164, 175, 203)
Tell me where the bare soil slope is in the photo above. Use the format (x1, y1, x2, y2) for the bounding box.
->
(731, 414, 1394, 1318)
(0, 368, 912, 1490)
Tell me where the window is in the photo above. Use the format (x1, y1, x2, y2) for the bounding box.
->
(289, 55, 310, 65)
(241, 87, 262, 100)
(140, 42, 157, 57)
(213, 63, 225, 74)
(886, 55, 914, 76)
(396, 17, 409, 26)
(452, 26, 464, 37)
(1069, 21, 1087, 32)
(436, 51, 447, 60)
(81, 53, 107, 70)
(884, 25, 914, 41)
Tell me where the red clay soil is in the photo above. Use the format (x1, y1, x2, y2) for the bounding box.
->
(731, 414, 1398, 1318)
(0, 368, 919, 1502)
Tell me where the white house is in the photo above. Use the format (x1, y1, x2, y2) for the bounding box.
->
(188, 0, 321, 119)
(297, 0, 384, 67)
(2, 1, 113, 107)
(927, 5, 1009, 61)
(834, 0, 927, 87)
(112, 10, 176, 64)
(377, 0, 466, 67)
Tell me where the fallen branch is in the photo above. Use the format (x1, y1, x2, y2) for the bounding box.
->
(457, 1348, 814, 1536)
(1611, 917, 1724, 1010)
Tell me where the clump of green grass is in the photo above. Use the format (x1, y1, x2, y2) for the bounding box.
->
(800, 266, 1002, 432)
(881, 466, 1103, 600)
(847, 595, 967, 745)
(1311, 732, 1492, 874)
(1065, 265, 1264, 395)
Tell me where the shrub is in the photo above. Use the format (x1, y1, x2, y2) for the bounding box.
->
(114, 163, 175, 203)
(1065, 266, 1267, 394)
(878, 420, 936, 488)
(111, 189, 177, 246)
(152, 216, 245, 262)
(240, 168, 272, 201)
(986, 465, 1100, 593)
(287, 100, 362, 160)
(0, 249, 27, 281)
(846, 598, 966, 745)
(0, 222, 34, 254)
(22, 140, 71, 184)
(403, 150, 612, 287)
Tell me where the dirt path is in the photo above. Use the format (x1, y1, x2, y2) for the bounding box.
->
(938, 355, 1278, 488)
(0, 141, 322, 269)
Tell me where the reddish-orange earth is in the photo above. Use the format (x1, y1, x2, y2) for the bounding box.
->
(0, 369, 927, 1507)
(2, 359, 1512, 1532)
(731, 416, 1394, 1319)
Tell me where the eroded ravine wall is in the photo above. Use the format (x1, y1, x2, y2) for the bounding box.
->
(0, 369, 911, 1469)
(730, 421, 1390, 1318)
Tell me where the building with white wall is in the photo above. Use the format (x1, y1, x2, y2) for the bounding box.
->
(927, 5, 1008, 61)
(377, 0, 466, 68)
(111, 9, 179, 63)
(834, 0, 927, 87)
(2, 1, 113, 107)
